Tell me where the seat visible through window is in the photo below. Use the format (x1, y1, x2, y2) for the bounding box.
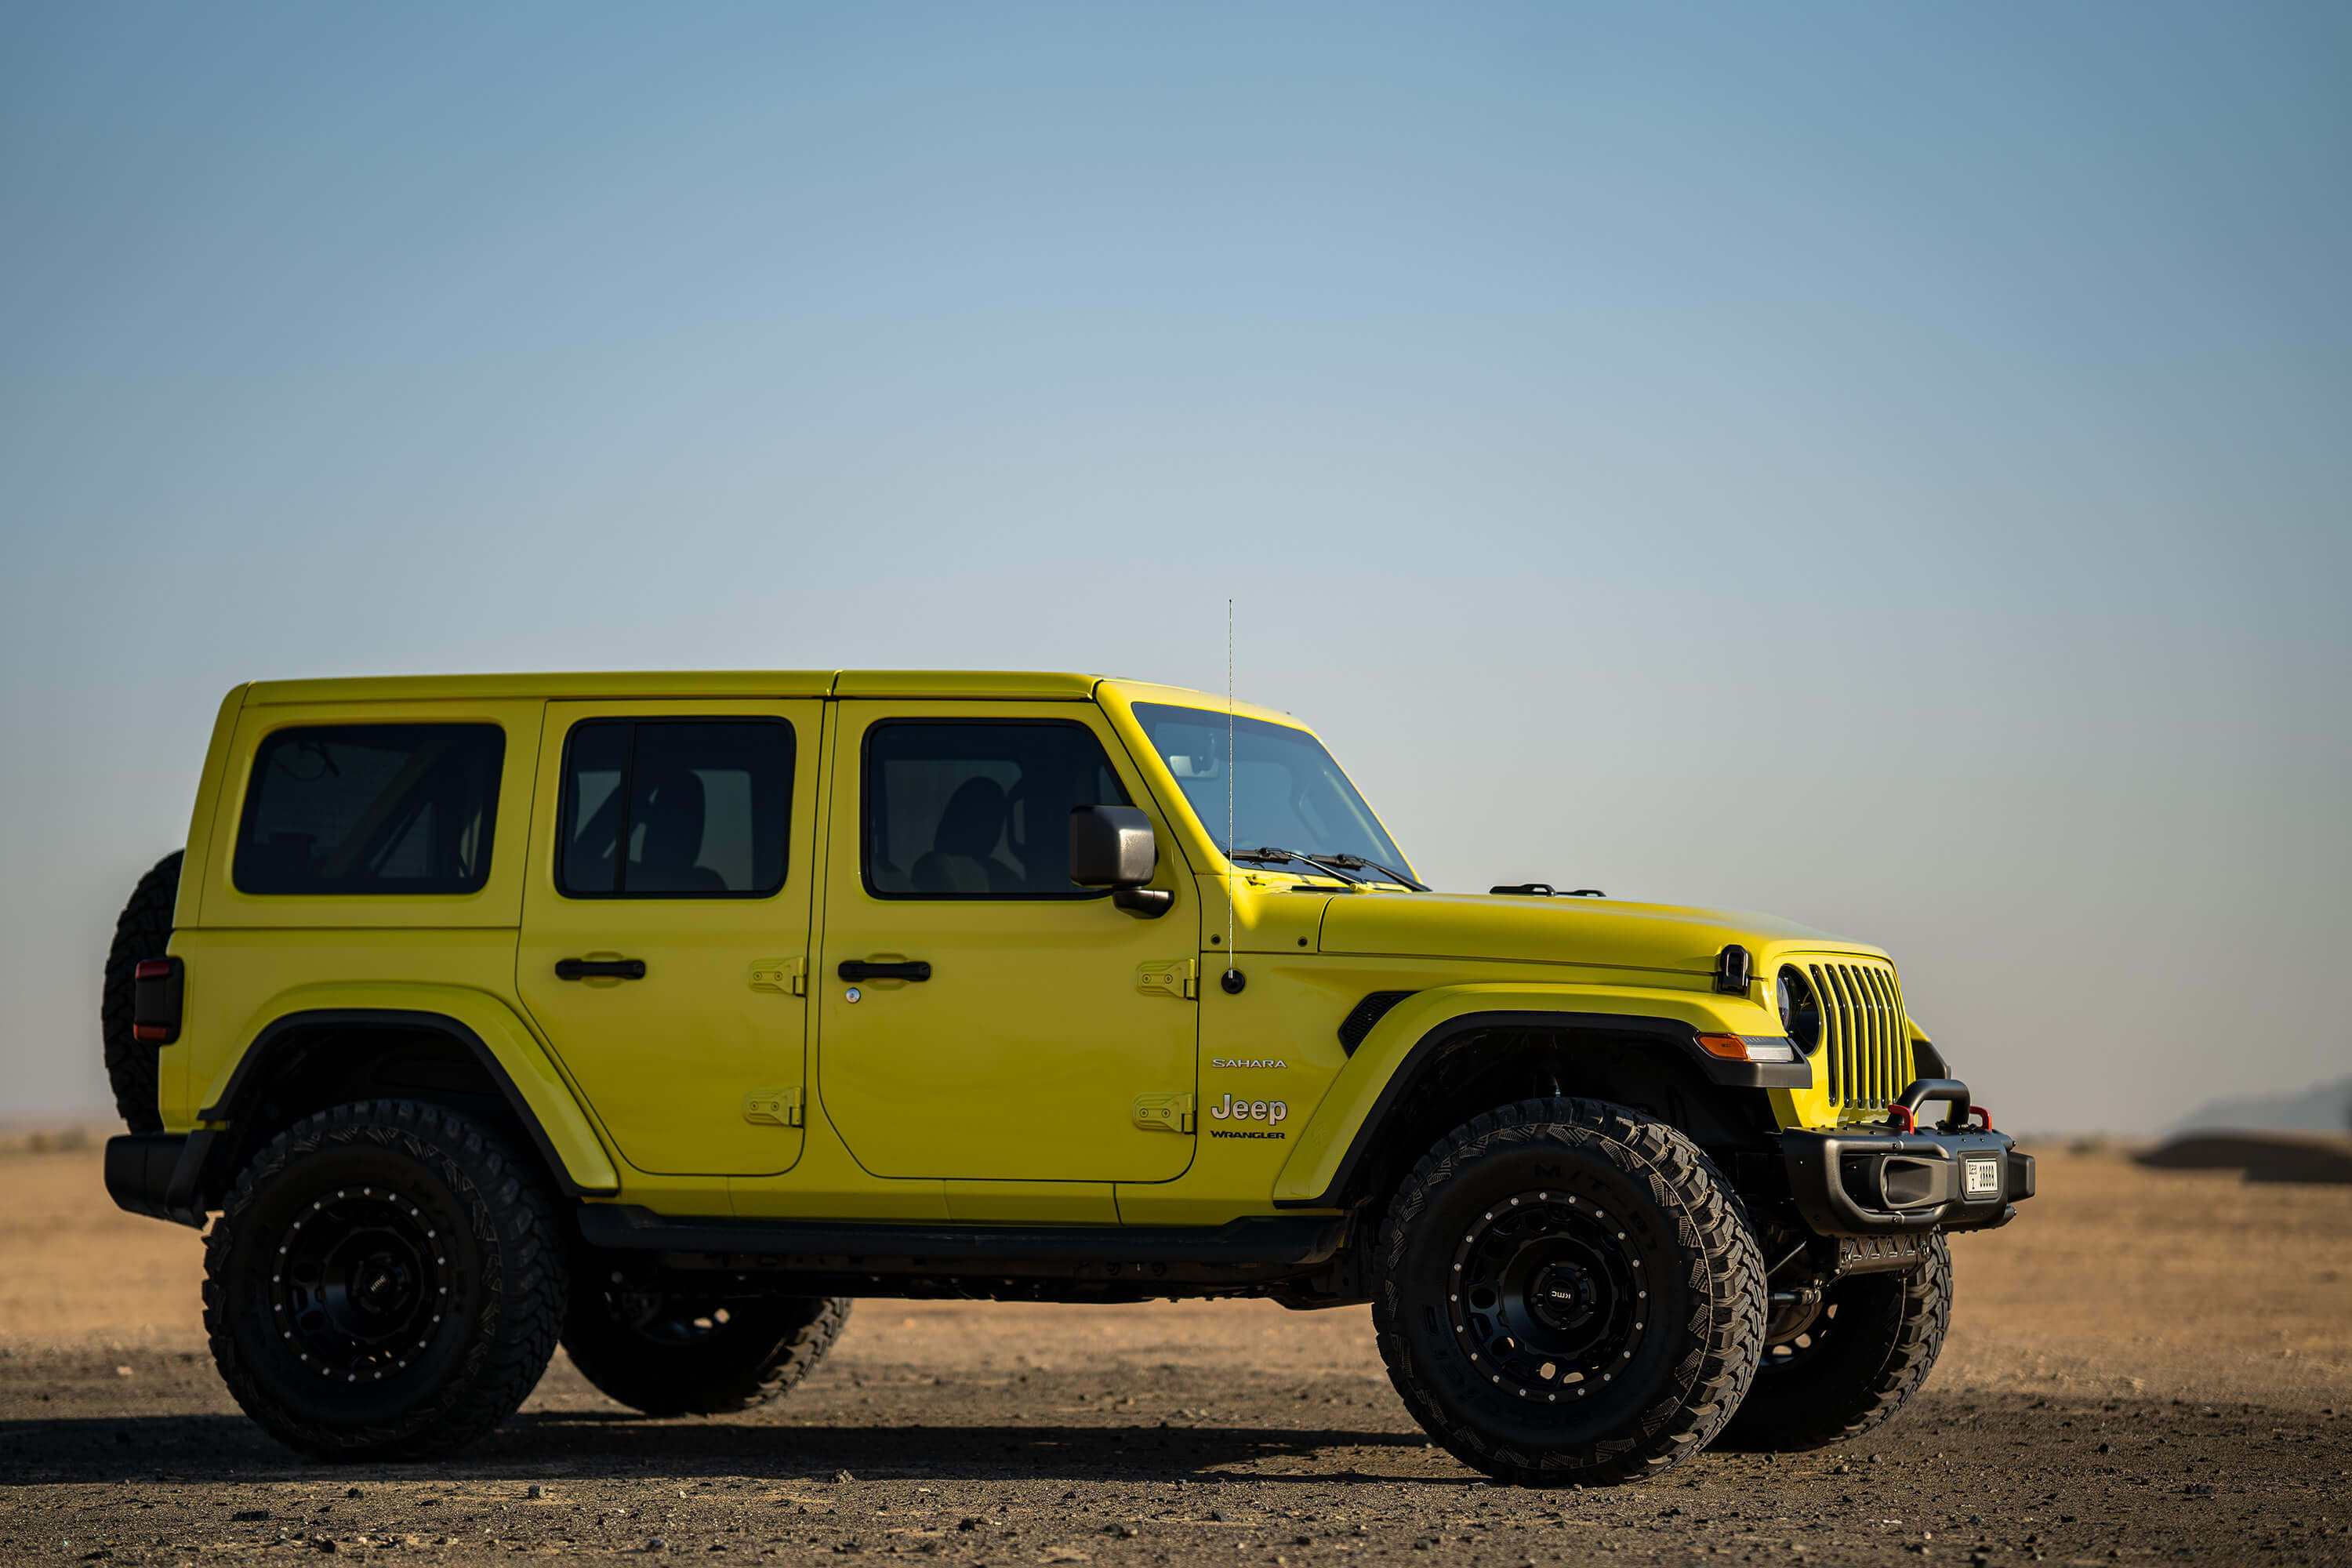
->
(558, 720, 793, 898)
(865, 721, 1128, 898)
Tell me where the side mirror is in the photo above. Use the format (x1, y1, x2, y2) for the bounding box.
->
(1069, 805, 1172, 919)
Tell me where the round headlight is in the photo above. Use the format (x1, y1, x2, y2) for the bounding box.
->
(1776, 966, 1821, 1054)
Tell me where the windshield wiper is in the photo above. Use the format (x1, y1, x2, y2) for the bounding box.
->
(1314, 853, 1428, 891)
(1228, 846, 1370, 886)
(1229, 847, 1425, 890)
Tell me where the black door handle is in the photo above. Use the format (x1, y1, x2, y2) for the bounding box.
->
(838, 959, 932, 982)
(556, 958, 648, 981)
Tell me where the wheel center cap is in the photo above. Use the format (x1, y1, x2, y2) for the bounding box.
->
(1526, 1262, 1598, 1330)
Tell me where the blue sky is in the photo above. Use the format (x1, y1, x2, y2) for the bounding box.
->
(2, 2, 2347, 1127)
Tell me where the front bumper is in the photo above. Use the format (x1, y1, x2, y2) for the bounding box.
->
(1780, 1123, 2033, 1236)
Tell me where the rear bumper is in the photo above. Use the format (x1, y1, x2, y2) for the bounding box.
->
(103, 1132, 212, 1229)
(1780, 1124, 2033, 1236)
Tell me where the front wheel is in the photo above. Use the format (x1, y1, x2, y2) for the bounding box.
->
(1373, 1098, 1766, 1486)
(562, 1274, 848, 1417)
(1715, 1232, 1951, 1451)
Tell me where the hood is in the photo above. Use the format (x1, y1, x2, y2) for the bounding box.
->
(1318, 891, 1868, 979)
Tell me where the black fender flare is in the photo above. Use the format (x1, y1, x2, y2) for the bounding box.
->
(192, 1007, 619, 1203)
(1272, 1009, 1809, 1210)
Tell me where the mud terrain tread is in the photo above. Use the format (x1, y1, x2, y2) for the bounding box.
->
(1374, 1097, 1766, 1486)
(562, 1287, 851, 1417)
(201, 1100, 566, 1461)
(100, 851, 181, 1133)
(1719, 1231, 1951, 1451)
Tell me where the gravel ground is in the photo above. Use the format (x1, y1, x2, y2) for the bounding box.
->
(4, 1139, 2348, 1566)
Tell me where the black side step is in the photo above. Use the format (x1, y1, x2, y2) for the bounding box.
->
(576, 1206, 1346, 1269)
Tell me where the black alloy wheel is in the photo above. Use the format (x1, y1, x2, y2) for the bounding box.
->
(605, 1288, 742, 1348)
(1374, 1097, 1766, 1487)
(561, 1273, 848, 1417)
(204, 1100, 565, 1461)
(1449, 1192, 1650, 1406)
(268, 1184, 449, 1386)
(1715, 1231, 1951, 1451)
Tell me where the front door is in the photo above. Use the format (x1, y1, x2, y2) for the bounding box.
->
(816, 703, 1199, 1183)
(517, 700, 821, 1178)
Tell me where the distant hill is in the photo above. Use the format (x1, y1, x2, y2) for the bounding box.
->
(2172, 1076, 2352, 1135)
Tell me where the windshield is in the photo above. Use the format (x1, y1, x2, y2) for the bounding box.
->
(1131, 702, 1412, 878)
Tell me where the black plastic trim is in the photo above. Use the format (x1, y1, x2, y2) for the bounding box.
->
(555, 957, 647, 981)
(1272, 1008, 1812, 1210)
(576, 1207, 1345, 1269)
(838, 959, 932, 982)
(104, 1131, 216, 1228)
(1911, 1036, 1951, 1080)
(195, 1007, 615, 1199)
(1779, 1122, 2021, 1236)
(1335, 991, 1417, 1054)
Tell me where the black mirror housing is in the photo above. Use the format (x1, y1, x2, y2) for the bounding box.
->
(1069, 805, 1157, 888)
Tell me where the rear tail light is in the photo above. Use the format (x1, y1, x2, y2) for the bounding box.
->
(131, 956, 183, 1045)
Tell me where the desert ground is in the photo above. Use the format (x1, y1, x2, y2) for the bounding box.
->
(2, 1135, 2347, 1566)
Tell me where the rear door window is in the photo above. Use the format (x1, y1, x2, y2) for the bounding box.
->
(234, 724, 506, 895)
(557, 720, 794, 898)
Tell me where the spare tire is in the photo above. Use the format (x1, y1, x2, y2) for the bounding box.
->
(101, 851, 183, 1133)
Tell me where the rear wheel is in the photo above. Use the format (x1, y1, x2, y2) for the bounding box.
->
(1716, 1232, 1951, 1450)
(562, 1273, 849, 1416)
(1372, 1097, 1766, 1486)
(100, 851, 182, 1133)
(202, 1100, 567, 1461)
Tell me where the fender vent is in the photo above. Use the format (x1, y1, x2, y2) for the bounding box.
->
(1337, 991, 1417, 1054)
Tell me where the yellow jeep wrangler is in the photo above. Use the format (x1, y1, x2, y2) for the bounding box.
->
(101, 670, 2031, 1484)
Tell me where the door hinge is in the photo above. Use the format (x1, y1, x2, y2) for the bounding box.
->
(1136, 959, 1198, 1000)
(742, 1087, 804, 1127)
(1131, 1092, 1194, 1134)
(749, 957, 807, 996)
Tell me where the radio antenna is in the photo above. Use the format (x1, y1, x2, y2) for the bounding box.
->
(1222, 600, 1243, 993)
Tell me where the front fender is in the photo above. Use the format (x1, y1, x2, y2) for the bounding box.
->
(196, 982, 620, 1196)
(1271, 982, 1788, 1209)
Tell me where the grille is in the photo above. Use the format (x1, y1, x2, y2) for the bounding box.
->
(1806, 959, 1915, 1113)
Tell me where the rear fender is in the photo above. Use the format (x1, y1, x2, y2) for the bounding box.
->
(1271, 982, 1790, 1210)
(194, 983, 620, 1196)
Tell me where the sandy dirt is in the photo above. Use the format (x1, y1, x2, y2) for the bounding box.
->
(2, 1138, 2347, 1565)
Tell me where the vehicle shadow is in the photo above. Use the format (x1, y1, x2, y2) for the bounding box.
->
(0, 1411, 1439, 1487)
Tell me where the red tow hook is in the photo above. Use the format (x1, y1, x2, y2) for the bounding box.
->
(1887, 1105, 1917, 1134)
(1968, 1105, 1993, 1131)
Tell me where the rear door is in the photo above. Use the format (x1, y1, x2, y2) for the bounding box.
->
(517, 700, 821, 1178)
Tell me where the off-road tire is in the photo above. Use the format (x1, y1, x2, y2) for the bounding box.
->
(1716, 1231, 1951, 1451)
(562, 1276, 849, 1416)
(202, 1100, 567, 1461)
(100, 851, 182, 1133)
(1373, 1097, 1766, 1487)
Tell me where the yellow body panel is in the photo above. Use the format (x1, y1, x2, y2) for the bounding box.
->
(160, 669, 1918, 1229)
(812, 699, 1200, 1185)
(168, 946, 619, 1195)
(513, 699, 826, 1180)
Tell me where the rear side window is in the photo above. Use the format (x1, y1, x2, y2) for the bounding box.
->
(865, 721, 1128, 898)
(234, 724, 506, 895)
(558, 720, 794, 898)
